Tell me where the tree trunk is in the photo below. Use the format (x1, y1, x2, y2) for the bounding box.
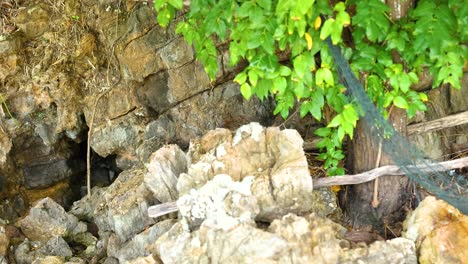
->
(343, 108, 412, 235)
(342, 0, 416, 237)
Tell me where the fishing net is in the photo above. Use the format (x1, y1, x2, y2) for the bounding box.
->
(325, 38, 468, 214)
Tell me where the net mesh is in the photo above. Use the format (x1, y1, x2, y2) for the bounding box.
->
(325, 38, 468, 214)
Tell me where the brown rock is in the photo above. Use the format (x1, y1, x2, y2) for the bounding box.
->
(15, 5, 50, 39)
(403, 196, 468, 264)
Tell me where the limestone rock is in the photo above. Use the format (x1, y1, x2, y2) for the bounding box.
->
(17, 198, 87, 243)
(178, 122, 313, 221)
(155, 211, 350, 263)
(15, 237, 71, 264)
(36, 236, 73, 259)
(126, 255, 160, 264)
(64, 257, 87, 264)
(144, 145, 187, 203)
(31, 256, 65, 264)
(107, 219, 176, 263)
(93, 168, 157, 242)
(155, 222, 289, 263)
(402, 196, 468, 264)
(177, 174, 259, 229)
(340, 238, 417, 264)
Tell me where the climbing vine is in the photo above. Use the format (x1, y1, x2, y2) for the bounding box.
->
(153, 0, 468, 175)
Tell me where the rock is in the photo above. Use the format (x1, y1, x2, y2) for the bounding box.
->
(107, 219, 176, 263)
(32, 256, 65, 264)
(0, 225, 8, 256)
(36, 236, 73, 259)
(103, 257, 119, 264)
(269, 213, 342, 263)
(178, 123, 313, 221)
(64, 257, 87, 264)
(69, 187, 108, 222)
(144, 145, 187, 203)
(0, 31, 23, 80)
(155, 211, 350, 263)
(126, 255, 160, 264)
(89, 118, 140, 161)
(155, 222, 289, 263)
(402, 196, 468, 264)
(14, 4, 50, 39)
(340, 238, 417, 263)
(17, 197, 87, 243)
(93, 168, 157, 242)
(14, 240, 48, 264)
(177, 174, 259, 229)
(23, 159, 72, 189)
(0, 121, 12, 167)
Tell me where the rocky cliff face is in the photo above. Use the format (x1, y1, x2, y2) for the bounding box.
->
(0, 0, 273, 220)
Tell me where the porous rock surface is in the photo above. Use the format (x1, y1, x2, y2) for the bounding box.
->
(0, 0, 273, 221)
(176, 122, 314, 221)
(402, 196, 468, 264)
(17, 198, 88, 243)
(7, 123, 425, 263)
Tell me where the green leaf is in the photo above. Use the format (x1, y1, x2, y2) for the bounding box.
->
(279, 66, 292, 76)
(337, 126, 345, 142)
(342, 104, 358, 126)
(336, 10, 350, 27)
(240, 83, 253, 99)
(327, 115, 343, 128)
(167, 0, 183, 9)
(316, 68, 333, 86)
(273, 77, 287, 94)
(315, 127, 331, 137)
(383, 93, 394, 108)
(234, 71, 247, 84)
(320, 18, 334, 40)
(157, 6, 175, 27)
(300, 101, 312, 118)
(342, 122, 354, 139)
(393, 96, 409, 109)
(249, 70, 259, 87)
(293, 55, 308, 79)
(257, 0, 271, 10)
(256, 78, 271, 100)
(238, 2, 254, 18)
(310, 89, 324, 120)
(322, 68, 334, 86)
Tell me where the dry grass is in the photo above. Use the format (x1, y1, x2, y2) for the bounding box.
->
(0, 0, 19, 35)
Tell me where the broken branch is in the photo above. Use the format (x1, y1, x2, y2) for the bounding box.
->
(148, 157, 468, 218)
(407, 111, 468, 135)
(313, 156, 468, 188)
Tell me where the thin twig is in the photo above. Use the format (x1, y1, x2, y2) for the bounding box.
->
(372, 140, 382, 208)
(87, 90, 110, 198)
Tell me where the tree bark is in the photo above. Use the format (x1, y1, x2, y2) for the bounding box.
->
(341, 0, 417, 237)
(344, 108, 410, 235)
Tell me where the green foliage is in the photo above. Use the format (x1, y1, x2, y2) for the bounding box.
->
(153, 0, 468, 176)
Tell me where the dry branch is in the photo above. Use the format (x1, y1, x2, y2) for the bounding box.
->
(407, 111, 468, 135)
(148, 157, 468, 218)
(313, 156, 468, 188)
